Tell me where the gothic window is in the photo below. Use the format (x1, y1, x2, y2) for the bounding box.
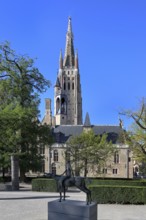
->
(114, 152, 119, 164)
(113, 169, 118, 174)
(61, 98, 66, 114)
(103, 168, 107, 174)
(54, 150, 58, 162)
(72, 82, 74, 90)
(56, 97, 60, 114)
(52, 163, 56, 175)
(68, 82, 70, 90)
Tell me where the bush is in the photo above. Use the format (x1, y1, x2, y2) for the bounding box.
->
(89, 185, 146, 204)
(0, 177, 4, 183)
(32, 178, 58, 192)
(88, 179, 146, 187)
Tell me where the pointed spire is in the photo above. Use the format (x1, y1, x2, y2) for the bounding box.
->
(55, 76, 60, 87)
(84, 112, 91, 127)
(75, 50, 79, 69)
(59, 49, 63, 69)
(67, 16, 72, 33)
(63, 17, 75, 67)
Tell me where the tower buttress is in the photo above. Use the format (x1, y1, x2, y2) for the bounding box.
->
(42, 98, 52, 125)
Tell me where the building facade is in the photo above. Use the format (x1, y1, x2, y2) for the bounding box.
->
(42, 17, 133, 178)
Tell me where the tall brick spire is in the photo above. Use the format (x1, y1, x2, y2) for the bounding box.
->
(63, 17, 75, 67)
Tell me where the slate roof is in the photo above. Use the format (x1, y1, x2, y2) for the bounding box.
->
(52, 125, 123, 144)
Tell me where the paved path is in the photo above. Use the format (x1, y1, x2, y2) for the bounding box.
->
(0, 185, 146, 220)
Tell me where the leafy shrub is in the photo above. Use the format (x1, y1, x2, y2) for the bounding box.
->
(89, 185, 146, 204)
(88, 179, 146, 187)
(32, 178, 58, 192)
(0, 177, 4, 183)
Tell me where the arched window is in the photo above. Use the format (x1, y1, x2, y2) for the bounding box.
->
(56, 97, 60, 114)
(51, 163, 56, 175)
(54, 150, 58, 162)
(114, 152, 119, 163)
(61, 98, 66, 114)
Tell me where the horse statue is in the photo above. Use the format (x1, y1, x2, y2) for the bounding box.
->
(50, 160, 92, 205)
(57, 175, 92, 205)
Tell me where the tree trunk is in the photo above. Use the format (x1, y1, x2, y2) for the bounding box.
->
(11, 155, 19, 190)
(20, 168, 26, 182)
(2, 167, 5, 179)
(84, 159, 88, 177)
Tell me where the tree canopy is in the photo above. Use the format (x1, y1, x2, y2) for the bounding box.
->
(67, 129, 115, 177)
(0, 42, 53, 179)
(120, 99, 146, 174)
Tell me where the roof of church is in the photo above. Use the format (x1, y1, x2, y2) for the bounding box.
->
(52, 125, 123, 144)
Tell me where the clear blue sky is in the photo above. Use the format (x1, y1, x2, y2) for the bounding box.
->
(1, 0, 146, 129)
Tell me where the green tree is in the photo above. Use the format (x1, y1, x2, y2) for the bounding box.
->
(67, 130, 115, 177)
(120, 99, 146, 174)
(0, 42, 53, 180)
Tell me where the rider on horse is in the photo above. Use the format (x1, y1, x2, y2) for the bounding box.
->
(59, 160, 74, 189)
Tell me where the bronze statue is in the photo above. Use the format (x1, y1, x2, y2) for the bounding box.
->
(56, 160, 92, 205)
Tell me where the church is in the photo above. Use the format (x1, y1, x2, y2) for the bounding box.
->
(42, 17, 133, 178)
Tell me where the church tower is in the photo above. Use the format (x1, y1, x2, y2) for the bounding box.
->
(54, 17, 82, 125)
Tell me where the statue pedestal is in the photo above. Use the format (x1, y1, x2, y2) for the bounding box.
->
(48, 200, 97, 220)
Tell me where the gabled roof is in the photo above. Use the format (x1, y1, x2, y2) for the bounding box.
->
(52, 125, 123, 144)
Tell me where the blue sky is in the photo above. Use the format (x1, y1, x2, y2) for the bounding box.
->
(1, 0, 146, 129)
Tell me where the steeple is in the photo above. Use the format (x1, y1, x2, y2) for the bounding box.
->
(55, 77, 60, 87)
(84, 112, 91, 127)
(54, 17, 82, 125)
(63, 17, 75, 67)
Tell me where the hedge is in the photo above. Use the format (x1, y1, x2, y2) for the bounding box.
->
(89, 185, 146, 204)
(32, 178, 58, 192)
(87, 179, 146, 187)
(0, 177, 4, 183)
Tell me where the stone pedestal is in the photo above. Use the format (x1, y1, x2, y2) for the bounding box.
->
(48, 200, 97, 220)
